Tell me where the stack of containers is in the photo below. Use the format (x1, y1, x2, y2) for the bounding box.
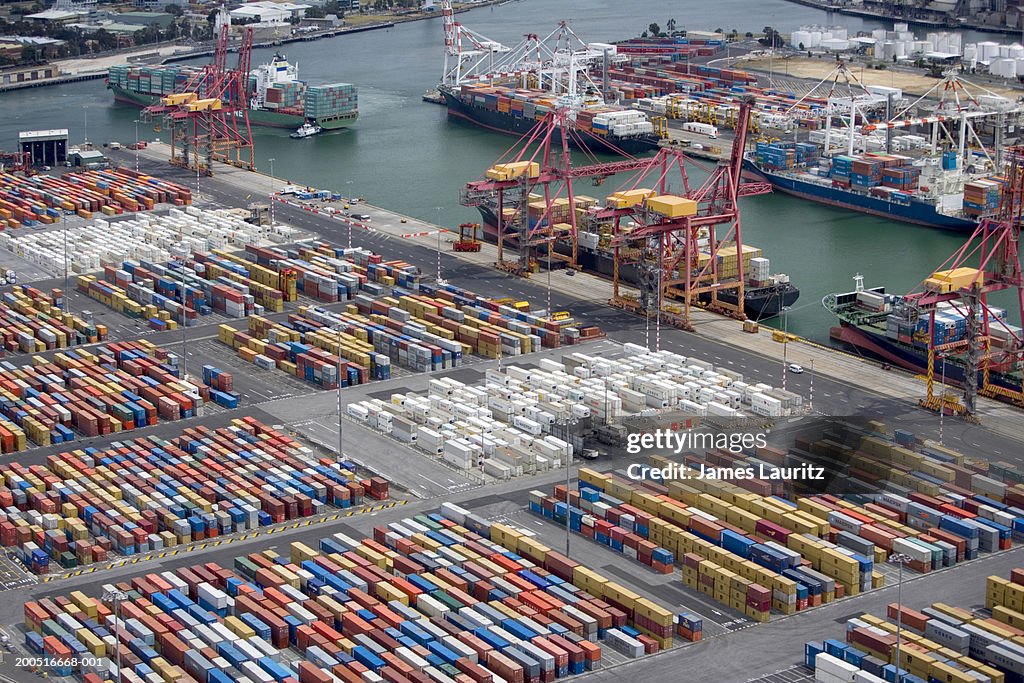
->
(23, 507, 676, 683)
(0, 417, 375, 570)
(200, 365, 239, 409)
(830, 156, 854, 186)
(0, 340, 205, 451)
(754, 141, 796, 170)
(880, 165, 921, 190)
(1, 205, 287, 277)
(850, 157, 884, 189)
(529, 483, 676, 575)
(304, 83, 358, 122)
(803, 568, 1024, 682)
(0, 286, 105, 353)
(963, 178, 1003, 217)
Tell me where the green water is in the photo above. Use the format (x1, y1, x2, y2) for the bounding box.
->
(0, 0, 1015, 337)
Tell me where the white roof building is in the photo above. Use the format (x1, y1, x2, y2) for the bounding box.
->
(230, 2, 310, 23)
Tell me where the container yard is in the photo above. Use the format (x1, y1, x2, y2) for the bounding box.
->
(17, 503, 679, 683)
(0, 168, 191, 229)
(0, 207, 292, 277)
(803, 566, 1024, 683)
(4, 14, 1024, 673)
(0, 417, 386, 573)
(0, 340, 214, 453)
(0, 285, 107, 356)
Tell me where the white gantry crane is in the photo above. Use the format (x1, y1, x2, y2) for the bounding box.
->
(440, 0, 510, 88)
(438, 0, 624, 104)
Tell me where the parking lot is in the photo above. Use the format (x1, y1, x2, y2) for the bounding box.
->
(746, 665, 813, 683)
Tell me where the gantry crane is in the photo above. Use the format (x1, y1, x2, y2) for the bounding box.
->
(461, 98, 770, 331)
(142, 26, 255, 175)
(902, 145, 1024, 416)
(460, 108, 653, 277)
(599, 97, 771, 330)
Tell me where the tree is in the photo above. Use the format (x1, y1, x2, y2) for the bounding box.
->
(648, 22, 660, 38)
(164, 4, 184, 16)
(745, 31, 754, 39)
(305, 6, 326, 18)
(758, 26, 784, 48)
(666, 18, 676, 33)
(20, 45, 37, 63)
(798, 42, 805, 50)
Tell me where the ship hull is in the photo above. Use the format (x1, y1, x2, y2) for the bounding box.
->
(110, 85, 357, 130)
(743, 160, 977, 231)
(476, 205, 799, 319)
(830, 321, 1022, 392)
(442, 90, 659, 157)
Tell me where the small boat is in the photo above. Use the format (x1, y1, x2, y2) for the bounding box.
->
(290, 122, 322, 139)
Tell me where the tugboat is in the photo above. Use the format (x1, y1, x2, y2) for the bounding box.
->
(290, 122, 322, 139)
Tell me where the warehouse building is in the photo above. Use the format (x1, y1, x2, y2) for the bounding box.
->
(19, 129, 68, 167)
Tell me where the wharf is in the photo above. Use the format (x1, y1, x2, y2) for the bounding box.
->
(124, 141, 1024, 444)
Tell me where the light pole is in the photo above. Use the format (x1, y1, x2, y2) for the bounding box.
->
(939, 355, 947, 444)
(102, 588, 128, 682)
(558, 417, 578, 557)
(336, 324, 345, 462)
(435, 206, 444, 283)
(62, 212, 70, 316)
(133, 120, 140, 173)
(177, 225, 188, 380)
(809, 359, 814, 413)
(547, 239, 552, 315)
(345, 181, 354, 248)
(889, 553, 913, 679)
(782, 306, 791, 391)
(268, 157, 275, 226)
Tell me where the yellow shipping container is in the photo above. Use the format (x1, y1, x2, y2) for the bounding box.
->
(645, 194, 699, 218)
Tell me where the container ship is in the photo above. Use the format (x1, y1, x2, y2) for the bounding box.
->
(824, 276, 1023, 392)
(107, 55, 358, 131)
(440, 83, 660, 156)
(474, 197, 799, 319)
(743, 142, 1000, 231)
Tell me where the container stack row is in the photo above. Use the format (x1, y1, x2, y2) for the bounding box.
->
(556, 344, 801, 418)
(304, 83, 358, 121)
(200, 366, 240, 409)
(108, 64, 204, 97)
(441, 503, 677, 650)
(1, 285, 107, 354)
(0, 168, 190, 229)
(348, 371, 581, 476)
(95, 253, 270, 325)
(0, 416, 379, 571)
(0, 206, 293, 276)
(804, 567, 1024, 683)
(577, 467, 859, 621)
(240, 241, 419, 304)
(0, 340, 205, 453)
(528, 484, 676, 575)
(23, 505, 673, 683)
(220, 315, 379, 391)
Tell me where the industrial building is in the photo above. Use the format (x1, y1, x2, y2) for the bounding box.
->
(18, 129, 68, 166)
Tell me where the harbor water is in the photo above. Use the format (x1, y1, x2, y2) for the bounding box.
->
(0, 0, 1015, 338)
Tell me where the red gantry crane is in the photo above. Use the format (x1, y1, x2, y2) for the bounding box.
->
(901, 145, 1024, 415)
(143, 25, 255, 175)
(460, 97, 769, 331)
